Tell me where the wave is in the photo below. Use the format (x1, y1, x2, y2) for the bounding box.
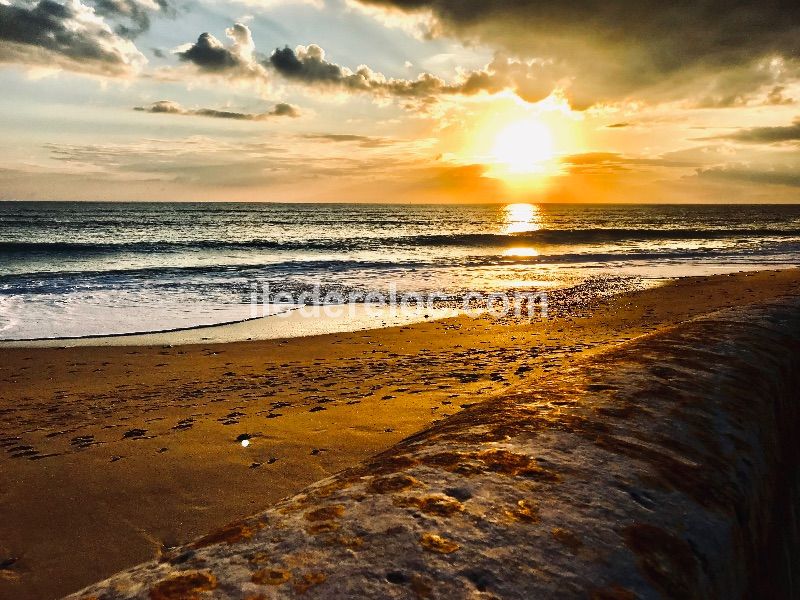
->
(3, 228, 800, 256)
(3, 245, 800, 297)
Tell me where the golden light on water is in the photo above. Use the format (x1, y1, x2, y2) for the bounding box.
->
(503, 202, 542, 234)
(503, 247, 539, 257)
(503, 203, 541, 258)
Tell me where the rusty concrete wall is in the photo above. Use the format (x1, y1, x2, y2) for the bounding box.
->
(67, 298, 800, 600)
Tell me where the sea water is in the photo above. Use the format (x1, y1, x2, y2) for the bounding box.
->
(2, 202, 799, 339)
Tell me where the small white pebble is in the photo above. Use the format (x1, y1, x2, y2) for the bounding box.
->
(241, 439, 250, 448)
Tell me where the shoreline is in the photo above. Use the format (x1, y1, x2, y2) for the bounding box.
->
(0, 274, 645, 348)
(0, 303, 465, 348)
(3, 265, 796, 349)
(1, 268, 799, 599)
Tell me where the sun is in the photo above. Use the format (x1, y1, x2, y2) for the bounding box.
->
(445, 92, 583, 192)
(491, 119, 555, 174)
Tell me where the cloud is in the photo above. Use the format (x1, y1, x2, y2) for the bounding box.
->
(134, 100, 300, 120)
(172, 22, 563, 105)
(716, 118, 800, 144)
(270, 102, 300, 117)
(268, 44, 560, 103)
(23, 135, 491, 202)
(697, 165, 800, 187)
(766, 85, 795, 106)
(0, 0, 147, 76)
(342, 0, 439, 40)
(687, 59, 799, 108)
(302, 133, 392, 147)
(354, 0, 800, 106)
(561, 152, 695, 175)
(226, 0, 324, 11)
(176, 23, 267, 79)
(91, 0, 171, 38)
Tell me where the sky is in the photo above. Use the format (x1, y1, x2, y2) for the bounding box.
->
(0, 0, 799, 202)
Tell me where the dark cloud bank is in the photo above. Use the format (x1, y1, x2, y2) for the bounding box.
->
(356, 0, 800, 72)
(355, 0, 800, 106)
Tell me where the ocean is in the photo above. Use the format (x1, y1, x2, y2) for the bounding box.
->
(2, 201, 800, 340)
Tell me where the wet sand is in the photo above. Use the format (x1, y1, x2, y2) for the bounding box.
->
(1, 269, 799, 599)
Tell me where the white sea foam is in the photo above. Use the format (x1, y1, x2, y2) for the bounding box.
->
(0, 290, 288, 340)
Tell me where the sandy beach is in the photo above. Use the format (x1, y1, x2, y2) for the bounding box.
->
(2, 269, 800, 599)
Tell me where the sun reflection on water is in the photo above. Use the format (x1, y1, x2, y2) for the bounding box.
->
(503, 203, 542, 234)
(503, 247, 539, 257)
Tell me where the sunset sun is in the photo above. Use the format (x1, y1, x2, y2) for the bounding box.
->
(454, 93, 583, 190)
(491, 118, 555, 174)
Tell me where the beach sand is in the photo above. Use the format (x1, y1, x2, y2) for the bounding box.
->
(1, 269, 799, 599)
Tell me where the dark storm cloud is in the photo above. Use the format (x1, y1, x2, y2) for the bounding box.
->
(134, 100, 300, 120)
(355, 0, 800, 105)
(0, 0, 145, 74)
(718, 118, 800, 143)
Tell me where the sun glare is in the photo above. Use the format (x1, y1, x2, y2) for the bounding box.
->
(491, 119, 555, 174)
(448, 92, 583, 194)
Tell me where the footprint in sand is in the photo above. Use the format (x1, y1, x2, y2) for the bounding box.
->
(0, 436, 21, 448)
(122, 428, 148, 439)
(7, 444, 38, 459)
(173, 418, 195, 431)
(218, 411, 245, 425)
(70, 435, 96, 449)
